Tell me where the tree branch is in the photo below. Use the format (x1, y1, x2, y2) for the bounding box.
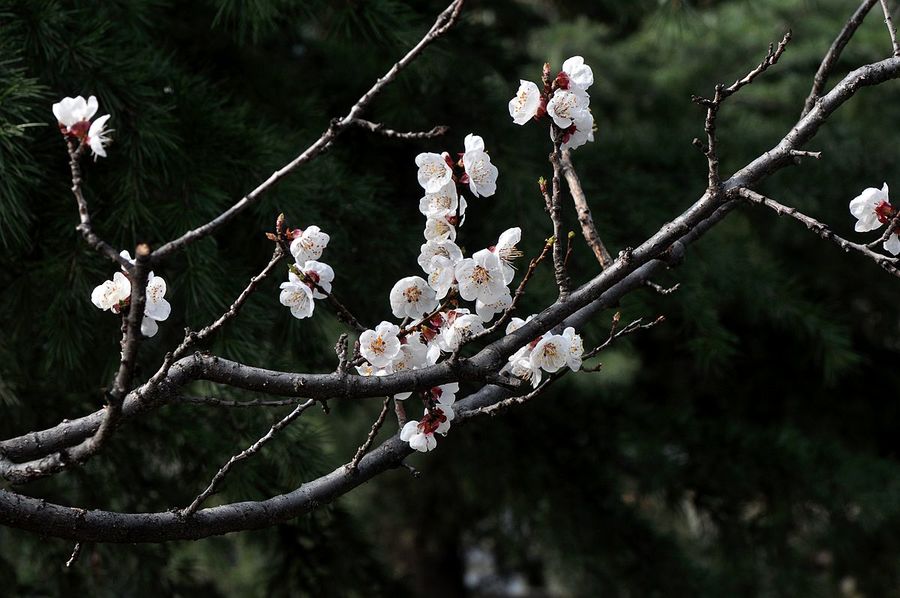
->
(802, 0, 877, 117)
(150, 0, 466, 264)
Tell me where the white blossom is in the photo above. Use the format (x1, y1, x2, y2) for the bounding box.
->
(419, 182, 464, 219)
(530, 333, 571, 374)
(547, 87, 590, 130)
(299, 260, 334, 299)
(505, 316, 529, 335)
(849, 183, 891, 233)
(359, 321, 402, 368)
(431, 382, 459, 406)
(508, 80, 542, 125)
(91, 272, 131, 312)
(415, 152, 453, 194)
(52, 95, 99, 133)
(87, 114, 112, 159)
(562, 327, 584, 371)
(491, 227, 522, 284)
(426, 255, 456, 300)
(506, 345, 542, 389)
(561, 56, 594, 91)
(390, 276, 439, 319)
(400, 419, 438, 452)
(561, 111, 594, 151)
(290, 225, 330, 263)
(462, 134, 499, 198)
(141, 273, 171, 337)
(439, 312, 484, 351)
(885, 233, 900, 255)
(455, 248, 507, 303)
(417, 240, 463, 272)
(424, 216, 457, 242)
(475, 289, 512, 323)
(390, 333, 430, 400)
(279, 272, 315, 319)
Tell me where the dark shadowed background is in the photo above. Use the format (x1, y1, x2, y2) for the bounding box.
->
(2, 0, 900, 595)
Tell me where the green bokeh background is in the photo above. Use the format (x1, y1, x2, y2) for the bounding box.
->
(2, 0, 900, 595)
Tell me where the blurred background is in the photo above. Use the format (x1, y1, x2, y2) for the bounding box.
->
(1, 0, 900, 595)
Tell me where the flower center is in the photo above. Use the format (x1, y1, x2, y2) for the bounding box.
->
(471, 265, 490, 285)
(369, 336, 386, 355)
(404, 285, 422, 303)
(876, 200, 896, 224)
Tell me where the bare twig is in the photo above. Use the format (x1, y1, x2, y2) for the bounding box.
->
(789, 149, 822, 160)
(738, 188, 900, 277)
(802, 0, 877, 117)
(560, 148, 613, 268)
(146, 247, 286, 388)
(644, 280, 680, 295)
(349, 397, 392, 471)
(548, 140, 571, 297)
(348, 119, 449, 140)
(151, 0, 466, 264)
(181, 398, 317, 516)
(65, 140, 131, 268)
(881, 0, 900, 56)
(64, 542, 82, 568)
(867, 210, 900, 248)
(693, 31, 792, 194)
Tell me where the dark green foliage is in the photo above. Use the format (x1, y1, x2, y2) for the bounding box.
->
(2, 0, 900, 595)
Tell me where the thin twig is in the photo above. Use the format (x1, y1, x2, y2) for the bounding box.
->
(693, 31, 792, 194)
(65, 140, 131, 268)
(548, 140, 570, 298)
(144, 247, 286, 388)
(560, 148, 613, 268)
(477, 238, 554, 338)
(464, 314, 665, 419)
(881, 0, 900, 56)
(348, 119, 449, 140)
(151, 0, 466, 264)
(181, 398, 317, 516)
(867, 210, 900, 248)
(738, 188, 900, 277)
(65, 542, 82, 568)
(644, 280, 680, 295)
(349, 397, 392, 471)
(802, 0, 877, 117)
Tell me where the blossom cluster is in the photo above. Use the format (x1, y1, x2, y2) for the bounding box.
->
(52, 95, 112, 159)
(503, 317, 583, 389)
(849, 183, 900, 254)
(508, 56, 595, 151)
(90, 251, 171, 337)
(279, 226, 334, 319)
